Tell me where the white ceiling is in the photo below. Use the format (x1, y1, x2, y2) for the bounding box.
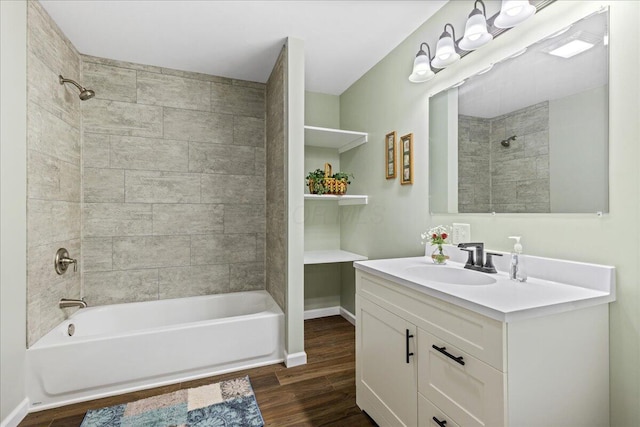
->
(40, 0, 448, 95)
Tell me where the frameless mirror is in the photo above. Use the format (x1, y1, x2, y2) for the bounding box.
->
(429, 9, 609, 214)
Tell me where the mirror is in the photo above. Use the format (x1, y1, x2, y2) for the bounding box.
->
(429, 9, 609, 214)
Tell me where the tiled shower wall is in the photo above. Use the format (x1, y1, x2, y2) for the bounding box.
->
(458, 102, 550, 213)
(27, 0, 81, 346)
(80, 56, 267, 306)
(265, 46, 287, 311)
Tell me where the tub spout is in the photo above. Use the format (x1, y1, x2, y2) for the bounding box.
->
(59, 298, 87, 309)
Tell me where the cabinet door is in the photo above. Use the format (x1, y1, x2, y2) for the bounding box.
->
(357, 296, 417, 427)
(417, 329, 505, 427)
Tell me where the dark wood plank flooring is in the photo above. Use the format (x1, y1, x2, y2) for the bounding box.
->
(19, 316, 376, 426)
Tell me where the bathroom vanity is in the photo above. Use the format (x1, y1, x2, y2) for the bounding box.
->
(354, 253, 615, 427)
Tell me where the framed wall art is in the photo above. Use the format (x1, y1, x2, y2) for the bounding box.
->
(385, 131, 397, 179)
(400, 133, 413, 185)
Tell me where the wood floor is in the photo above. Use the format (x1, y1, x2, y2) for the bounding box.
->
(19, 316, 377, 427)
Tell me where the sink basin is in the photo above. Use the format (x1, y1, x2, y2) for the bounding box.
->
(404, 265, 497, 286)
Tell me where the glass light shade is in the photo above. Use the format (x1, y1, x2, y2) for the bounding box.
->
(494, 0, 535, 28)
(431, 34, 460, 68)
(408, 70, 435, 83)
(412, 53, 431, 75)
(459, 11, 493, 51)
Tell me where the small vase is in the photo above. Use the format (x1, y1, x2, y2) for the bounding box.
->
(431, 245, 449, 265)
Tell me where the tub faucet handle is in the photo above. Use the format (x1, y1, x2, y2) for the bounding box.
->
(55, 248, 77, 274)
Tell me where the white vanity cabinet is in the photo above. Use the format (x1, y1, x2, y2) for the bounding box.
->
(355, 268, 611, 427)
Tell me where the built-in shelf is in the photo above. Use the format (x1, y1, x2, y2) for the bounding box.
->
(304, 125, 368, 153)
(304, 194, 368, 205)
(304, 250, 368, 265)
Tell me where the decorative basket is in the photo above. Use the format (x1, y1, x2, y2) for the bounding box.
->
(308, 163, 348, 195)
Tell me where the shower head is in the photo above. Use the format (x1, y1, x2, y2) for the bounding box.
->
(501, 135, 517, 147)
(59, 75, 95, 101)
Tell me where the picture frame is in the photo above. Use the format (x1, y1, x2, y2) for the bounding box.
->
(400, 133, 413, 185)
(385, 131, 397, 179)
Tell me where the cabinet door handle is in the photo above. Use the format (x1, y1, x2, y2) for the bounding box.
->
(432, 344, 465, 366)
(406, 329, 414, 363)
(432, 416, 448, 427)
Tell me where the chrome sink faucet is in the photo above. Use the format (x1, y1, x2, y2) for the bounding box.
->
(457, 242, 502, 274)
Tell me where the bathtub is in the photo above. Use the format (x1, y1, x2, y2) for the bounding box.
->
(26, 290, 284, 411)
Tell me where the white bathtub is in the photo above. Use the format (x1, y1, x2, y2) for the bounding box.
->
(26, 290, 284, 411)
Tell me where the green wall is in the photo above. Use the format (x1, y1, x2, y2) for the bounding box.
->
(339, 1, 639, 425)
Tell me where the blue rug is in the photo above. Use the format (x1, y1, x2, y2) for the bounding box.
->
(80, 376, 264, 427)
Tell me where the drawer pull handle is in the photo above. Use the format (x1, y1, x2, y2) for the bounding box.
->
(406, 329, 414, 364)
(432, 416, 447, 427)
(432, 344, 465, 366)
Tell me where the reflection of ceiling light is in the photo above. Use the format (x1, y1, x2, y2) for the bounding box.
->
(548, 40, 595, 58)
(544, 31, 600, 58)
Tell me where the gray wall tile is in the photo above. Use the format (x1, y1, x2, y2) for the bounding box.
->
(28, 199, 81, 248)
(27, 1, 79, 87)
(255, 148, 265, 177)
(189, 143, 255, 174)
(83, 133, 110, 168)
(28, 150, 81, 202)
(82, 61, 137, 103)
(159, 265, 230, 299)
(83, 168, 125, 203)
(153, 204, 223, 235)
(164, 108, 233, 144)
(191, 234, 256, 265)
(84, 269, 159, 306)
(265, 47, 286, 311)
(82, 99, 162, 137)
(201, 174, 265, 204)
(81, 54, 163, 74)
(28, 51, 80, 129)
(111, 136, 188, 172)
(137, 71, 211, 111)
(234, 116, 265, 147)
(224, 204, 266, 234)
(83, 203, 152, 237)
(28, 102, 80, 164)
(113, 235, 191, 270)
(82, 237, 113, 272)
(212, 82, 265, 118)
(125, 170, 201, 203)
(230, 262, 265, 291)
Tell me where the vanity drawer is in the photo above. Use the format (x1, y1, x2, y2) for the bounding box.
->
(418, 393, 461, 427)
(417, 329, 505, 427)
(357, 271, 505, 370)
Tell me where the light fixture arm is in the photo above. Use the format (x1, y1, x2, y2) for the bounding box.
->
(444, 23, 457, 43)
(474, 0, 487, 16)
(418, 42, 432, 60)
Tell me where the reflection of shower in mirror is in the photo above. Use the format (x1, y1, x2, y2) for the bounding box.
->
(501, 135, 517, 147)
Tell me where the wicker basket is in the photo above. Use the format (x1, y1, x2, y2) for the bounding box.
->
(308, 163, 348, 195)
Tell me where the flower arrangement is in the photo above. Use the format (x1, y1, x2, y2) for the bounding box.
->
(421, 225, 451, 264)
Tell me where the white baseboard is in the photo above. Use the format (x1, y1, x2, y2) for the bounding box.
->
(304, 306, 340, 320)
(284, 351, 307, 368)
(0, 398, 29, 427)
(303, 306, 356, 326)
(340, 307, 356, 325)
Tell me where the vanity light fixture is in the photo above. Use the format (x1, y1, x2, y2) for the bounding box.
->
(432, 24, 461, 68)
(459, 0, 493, 51)
(408, 42, 435, 83)
(494, 0, 536, 29)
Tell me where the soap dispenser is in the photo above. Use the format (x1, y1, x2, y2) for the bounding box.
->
(508, 236, 527, 282)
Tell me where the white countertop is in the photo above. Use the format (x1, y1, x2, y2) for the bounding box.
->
(354, 256, 616, 322)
